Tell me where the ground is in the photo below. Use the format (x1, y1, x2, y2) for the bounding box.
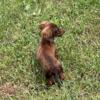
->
(0, 0, 100, 100)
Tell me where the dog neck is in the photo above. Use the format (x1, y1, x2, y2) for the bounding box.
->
(41, 38, 54, 45)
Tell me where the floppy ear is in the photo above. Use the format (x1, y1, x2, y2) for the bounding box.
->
(39, 21, 49, 30)
(39, 23, 45, 30)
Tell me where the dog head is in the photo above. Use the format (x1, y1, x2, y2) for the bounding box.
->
(39, 21, 65, 39)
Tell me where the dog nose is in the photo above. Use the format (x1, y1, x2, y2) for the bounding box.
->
(60, 29, 65, 35)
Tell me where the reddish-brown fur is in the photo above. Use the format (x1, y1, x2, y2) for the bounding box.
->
(36, 21, 65, 86)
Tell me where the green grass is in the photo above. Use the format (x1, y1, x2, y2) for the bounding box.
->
(0, 0, 100, 99)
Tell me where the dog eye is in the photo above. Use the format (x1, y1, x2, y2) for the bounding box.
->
(54, 28, 59, 32)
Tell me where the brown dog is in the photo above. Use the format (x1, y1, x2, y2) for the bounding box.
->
(36, 21, 65, 86)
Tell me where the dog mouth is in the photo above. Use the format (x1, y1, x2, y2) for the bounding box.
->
(58, 31, 64, 37)
(57, 33, 63, 37)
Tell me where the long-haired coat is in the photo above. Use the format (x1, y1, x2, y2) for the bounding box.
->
(36, 21, 65, 86)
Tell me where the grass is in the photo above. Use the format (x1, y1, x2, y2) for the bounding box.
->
(0, 0, 100, 99)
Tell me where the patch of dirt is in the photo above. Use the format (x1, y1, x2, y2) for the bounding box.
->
(0, 82, 17, 96)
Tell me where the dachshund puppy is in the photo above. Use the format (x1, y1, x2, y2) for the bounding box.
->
(36, 21, 65, 86)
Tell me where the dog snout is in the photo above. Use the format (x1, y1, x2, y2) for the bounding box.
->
(57, 29, 65, 37)
(60, 29, 65, 34)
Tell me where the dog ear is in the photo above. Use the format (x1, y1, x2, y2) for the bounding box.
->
(39, 21, 49, 30)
